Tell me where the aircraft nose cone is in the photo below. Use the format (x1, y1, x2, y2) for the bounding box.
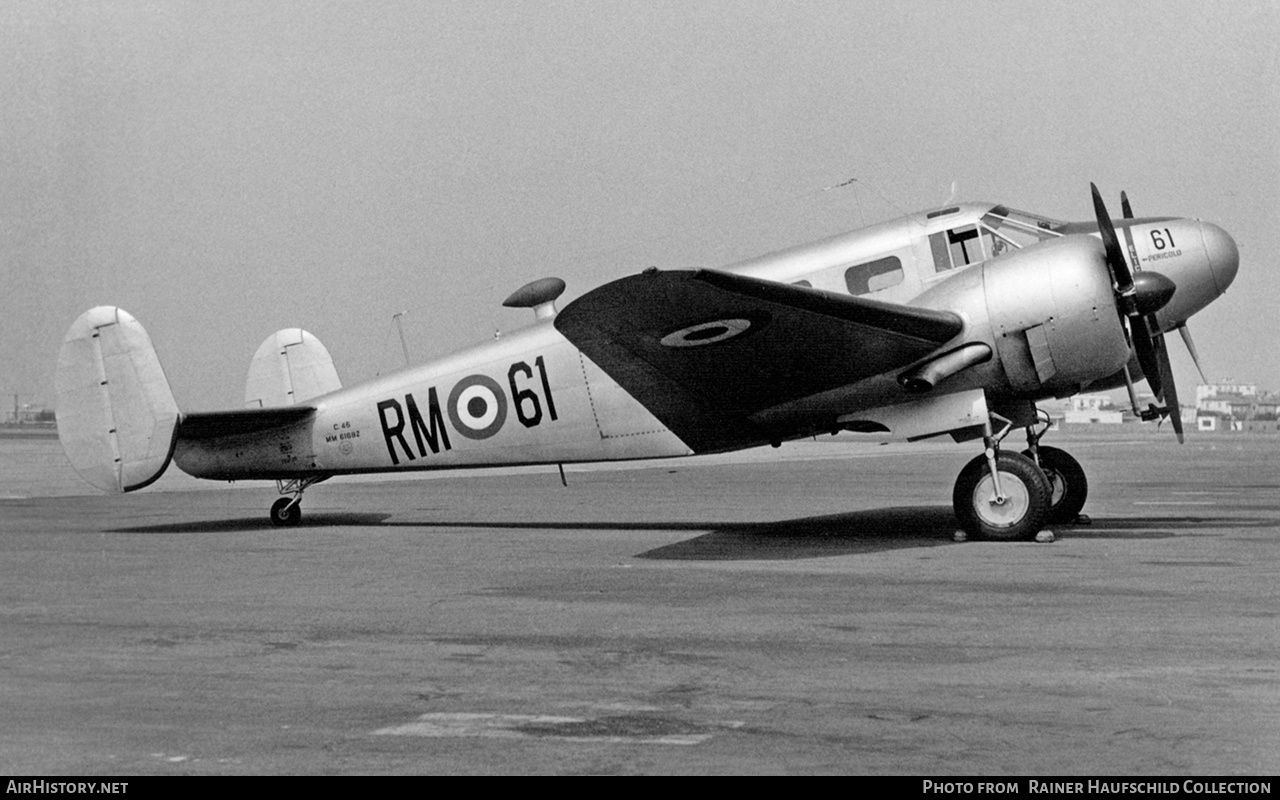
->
(1201, 222, 1239, 296)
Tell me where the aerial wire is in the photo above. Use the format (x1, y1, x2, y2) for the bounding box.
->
(823, 175, 910, 219)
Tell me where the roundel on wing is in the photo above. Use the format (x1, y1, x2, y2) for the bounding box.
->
(659, 318, 755, 348)
(447, 374, 508, 440)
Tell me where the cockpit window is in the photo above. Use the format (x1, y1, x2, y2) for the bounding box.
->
(980, 205, 1063, 256)
(930, 224, 991, 272)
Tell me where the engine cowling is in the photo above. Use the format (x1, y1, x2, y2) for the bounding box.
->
(982, 236, 1130, 398)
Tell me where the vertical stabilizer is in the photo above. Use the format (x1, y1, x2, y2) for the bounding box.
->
(55, 307, 180, 492)
(243, 328, 341, 408)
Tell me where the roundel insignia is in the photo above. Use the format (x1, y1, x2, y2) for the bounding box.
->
(660, 318, 754, 348)
(447, 374, 508, 440)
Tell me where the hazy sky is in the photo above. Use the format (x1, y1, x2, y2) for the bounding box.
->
(3, 0, 1277, 412)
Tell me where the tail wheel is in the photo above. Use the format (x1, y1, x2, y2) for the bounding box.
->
(270, 497, 302, 527)
(953, 451, 1051, 541)
(1023, 445, 1088, 524)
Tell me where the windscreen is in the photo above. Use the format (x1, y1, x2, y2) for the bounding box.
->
(980, 205, 1063, 256)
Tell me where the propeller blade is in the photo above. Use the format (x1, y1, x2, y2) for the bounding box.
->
(1092, 185, 1182, 443)
(1177, 323, 1209, 384)
(1090, 183, 1133, 297)
(1130, 314, 1163, 401)
(1121, 190, 1134, 219)
(1152, 326, 1184, 443)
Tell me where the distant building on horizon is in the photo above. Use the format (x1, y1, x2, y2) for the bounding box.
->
(1063, 393, 1123, 425)
(4, 406, 55, 425)
(1194, 382, 1279, 433)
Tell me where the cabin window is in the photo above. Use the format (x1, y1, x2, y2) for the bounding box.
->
(844, 256, 903, 295)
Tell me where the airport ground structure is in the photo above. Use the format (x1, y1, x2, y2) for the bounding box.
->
(1193, 382, 1280, 433)
(1040, 381, 1279, 434)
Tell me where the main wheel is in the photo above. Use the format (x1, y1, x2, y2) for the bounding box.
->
(953, 451, 1051, 541)
(1022, 445, 1088, 524)
(270, 497, 302, 527)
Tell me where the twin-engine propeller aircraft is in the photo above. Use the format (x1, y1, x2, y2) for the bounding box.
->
(56, 185, 1238, 540)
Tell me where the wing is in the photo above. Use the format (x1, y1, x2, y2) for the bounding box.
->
(554, 269, 963, 452)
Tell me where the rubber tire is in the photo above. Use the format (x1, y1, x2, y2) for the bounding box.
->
(1023, 445, 1088, 524)
(953, 451, 1051, 541)
(270, 497, 302, 527)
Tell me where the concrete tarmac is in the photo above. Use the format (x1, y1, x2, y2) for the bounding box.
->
(2, 432, 1278, 775)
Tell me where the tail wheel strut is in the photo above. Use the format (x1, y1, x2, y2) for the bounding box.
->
(269, 476, 326, 528)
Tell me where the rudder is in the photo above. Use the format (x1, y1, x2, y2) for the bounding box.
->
(55, 307, 180, 492)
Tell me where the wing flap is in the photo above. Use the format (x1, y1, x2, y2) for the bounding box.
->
(554, 269, 963, 452)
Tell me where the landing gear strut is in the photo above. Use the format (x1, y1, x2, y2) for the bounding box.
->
(1022, 410, 1089, 524)
(951, 409, 1090, 540)
(952, 416, 1050, 541)
(1018, 412, 1090, 524)
(269, 476, 326, 527)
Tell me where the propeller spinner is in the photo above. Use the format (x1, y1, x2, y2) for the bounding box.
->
(1089, 183, 1184, 442)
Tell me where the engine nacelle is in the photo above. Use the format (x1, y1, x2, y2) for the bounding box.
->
(982, 236, 1130, 398)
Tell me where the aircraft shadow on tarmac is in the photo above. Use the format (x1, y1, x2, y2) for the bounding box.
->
(109, 506, 961, 558)
(630, 511, 1272, 560)
(636, 506, 960, 560)
(103, 506, 1278, 561)
(109, 513, 395, 534)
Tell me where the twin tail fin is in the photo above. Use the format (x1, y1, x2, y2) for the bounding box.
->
(55, 307, 179, 493)
(56, 308, 339, 493)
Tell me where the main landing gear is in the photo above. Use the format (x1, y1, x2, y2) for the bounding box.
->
(951, 410, 1089, 541)
(269, 477, 326, 527)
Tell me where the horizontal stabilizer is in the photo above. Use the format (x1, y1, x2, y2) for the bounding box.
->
(178, 406, 316, 441)
(55, 307, 180, 492)
(245, 328, 341, 407)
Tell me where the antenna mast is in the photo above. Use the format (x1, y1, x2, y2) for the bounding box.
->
(392, 312, 410, 366)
